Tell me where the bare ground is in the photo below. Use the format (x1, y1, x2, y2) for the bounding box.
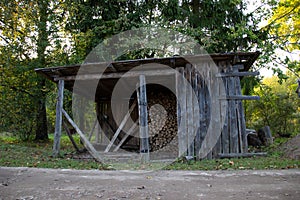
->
(0, 167, 299, 200)
(280, 134, 300, 160)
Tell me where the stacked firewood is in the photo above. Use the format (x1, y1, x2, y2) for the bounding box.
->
(147, 90, 178, 152)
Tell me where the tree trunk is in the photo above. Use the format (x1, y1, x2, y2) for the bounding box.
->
(191, 0, 200, 28)
(35, 79, 48, 140)
(35, 0, 49, 140)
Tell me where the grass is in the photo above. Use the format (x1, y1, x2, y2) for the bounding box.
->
(0, 133, 299, 171)
(0, 134, 109, 170)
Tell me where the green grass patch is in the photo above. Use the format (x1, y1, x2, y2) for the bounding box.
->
(0, 134, 108, 170)
(0, 134, 299, 171)
(164, 156, 299, 170)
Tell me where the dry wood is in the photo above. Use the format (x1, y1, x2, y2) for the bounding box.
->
(138, 75, 150, 162)
(53, 80, 64, 157)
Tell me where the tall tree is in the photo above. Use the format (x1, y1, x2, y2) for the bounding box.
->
(260, 0, 300, 78)
(34, 0, 49, 140)
(0, 0, 68, 140)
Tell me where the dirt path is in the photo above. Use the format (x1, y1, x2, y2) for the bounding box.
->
(0, 167, 299, 200)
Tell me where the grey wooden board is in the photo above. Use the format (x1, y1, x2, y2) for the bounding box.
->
(176, 67, 187, 157)
(53, 80, 64, 157)
(186, 64, 194, 158)
(137, 75, 150, 162)
(215, 71, 259, 77)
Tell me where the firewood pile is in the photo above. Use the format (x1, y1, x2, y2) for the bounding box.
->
(147, 90, 178, 152)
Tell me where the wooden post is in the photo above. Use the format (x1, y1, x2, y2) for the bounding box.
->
(186, 64, 194, 158)
(176, 67, 187, 157)
(137, 75, 150, 163)
(53, 80, 64, 157)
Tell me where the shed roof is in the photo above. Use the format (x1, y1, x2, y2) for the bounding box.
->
(35, 52, 260, 100)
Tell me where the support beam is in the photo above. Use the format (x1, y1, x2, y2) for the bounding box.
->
(104, 102, 136, 152)
(54, 69, 175, 81)
(113, 120, 138, 152)
(219, 95, 260, 100)
(215, 71, 259, 77)
(53, 80, 64, 157)
(62, 121, 81, 153)
(88, 118, 98, 141)
(137, 75, 150, 163)
(62, 109, 103, 163)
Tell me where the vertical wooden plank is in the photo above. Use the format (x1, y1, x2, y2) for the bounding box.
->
(195, 73, 202, 160)
(186, 64, 194, 158)
(204, 62, 212, 160)
(222, 74, 230, 154)
(233, 65, 247, 153)
(176, 67, 187, 157)
(53, 80, 64, 157)
(138, 75, 150, 163)
(213, 63, 222, 158)
(198, 73, 206, 158)
(228, 65, 239, 154)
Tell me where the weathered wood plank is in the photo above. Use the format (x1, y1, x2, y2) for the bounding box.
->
(104, 102, 136, 152)
(195, 73, 202, 160)
(186, 64, 194, 158)
(176, 67, 187, 157)
(113, 120, 138, 152)
(62, 109, 102, 163)
(219, 95, 260, 100)
(137, 75, 150, 163)
(222, 76, 229, 154)
(228, 66, 239, 154)
(215, 71, 259, 77)
(53, 80, 64, 157)
(54, 69, 175, 81)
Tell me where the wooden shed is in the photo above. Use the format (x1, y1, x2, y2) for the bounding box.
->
(36, 52, 261, 162)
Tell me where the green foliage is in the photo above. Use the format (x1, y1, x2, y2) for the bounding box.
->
(245, 73, 300, 137)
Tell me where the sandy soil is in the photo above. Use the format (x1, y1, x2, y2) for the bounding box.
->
(0, 167, 299, 200)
